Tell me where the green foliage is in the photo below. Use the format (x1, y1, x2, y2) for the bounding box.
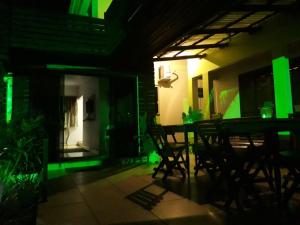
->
(0, 113, 46, 224)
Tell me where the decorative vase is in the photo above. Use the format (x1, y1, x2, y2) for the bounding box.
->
(260, 106, 273, 118)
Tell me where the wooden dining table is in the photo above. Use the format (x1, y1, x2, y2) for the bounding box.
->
(221, 118, 300, 203)
(163, 117, 300, 203)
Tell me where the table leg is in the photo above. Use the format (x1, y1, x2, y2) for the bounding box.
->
(266, 131, 282, 205)
(184, 129, 190, 179)
(274, 157, 282, 206)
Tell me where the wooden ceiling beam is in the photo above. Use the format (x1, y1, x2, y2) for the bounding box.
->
(153, 54, 207, 62)
(167, 43, 228, 51)
(232, 4, 299, 12)
(190, 26, 260, 35)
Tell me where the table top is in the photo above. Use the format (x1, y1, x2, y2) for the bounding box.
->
(162, 117, 300, 133)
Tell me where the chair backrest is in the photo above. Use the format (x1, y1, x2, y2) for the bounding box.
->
(195, 120, 222, 147)
(147, 124, 168, 154)
(220, 119, 265, 148)
(194, 120, 227, 168)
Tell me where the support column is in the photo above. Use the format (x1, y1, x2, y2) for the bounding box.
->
(272, 56, 293, 118)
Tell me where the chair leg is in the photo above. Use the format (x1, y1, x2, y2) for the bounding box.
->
(152, 158, 165, 178)
(194, 154, 199, 176)
(162, 159, 174, 180)
(176, 152, 186, 178)
(283, 180, 299, 206)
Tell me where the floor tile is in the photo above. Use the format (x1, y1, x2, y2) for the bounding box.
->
(113, 175, 154, 195)
(83, 185, 160, 225)
(38, 162, 300, 225)
(38, 202, 99, 225)
(40, 188, 84, 208)
(151, 199, 218, 220)
(164, 214, 225, 225)
(144, 184, 183, 202)
(77, 178, 112, 194)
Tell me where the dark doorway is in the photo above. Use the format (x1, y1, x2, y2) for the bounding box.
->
(108, 76, 138, 159)
(30, 74, 62, 162)
(239, 66, 274, 118)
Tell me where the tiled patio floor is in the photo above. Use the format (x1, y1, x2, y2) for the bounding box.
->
(38, 161, 300, 225)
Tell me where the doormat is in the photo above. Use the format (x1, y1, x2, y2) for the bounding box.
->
(63, 148, 90, 153)
(126, 183, 168, 210)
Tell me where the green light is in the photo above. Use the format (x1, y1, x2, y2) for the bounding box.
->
(3, 75, 13, 123)
(223, 93, 241, 119)
(48, 159, 102, 179)
(272, 56, 293, 118)
(148, 151, 160, 164)
(48, 159, 102, 171)
(136, 76, 141, 155)
(69, 0, 79, 14)
(46, 64, 98, 70)
(79, 0, 92, 16)
(69, 0, 91, 16)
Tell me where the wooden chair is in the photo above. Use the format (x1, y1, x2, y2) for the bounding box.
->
(147, 124, 186, 180)
(219, 119, 273, 209)
(194, 119, 264, 209)
(279, 114, 300, 206)
(193, 120, 221, 177)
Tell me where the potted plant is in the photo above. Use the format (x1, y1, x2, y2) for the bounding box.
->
(182, 107, 203, 124)
(0, 114, 46, 225)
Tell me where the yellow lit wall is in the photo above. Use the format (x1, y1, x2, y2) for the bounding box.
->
(154, 60, 188, 126)
(187, 58, 219, 119)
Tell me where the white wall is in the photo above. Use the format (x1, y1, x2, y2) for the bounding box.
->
(187, 58, 219, 119)
(64, 96, 84, 146)
(81, 76, 100, 151)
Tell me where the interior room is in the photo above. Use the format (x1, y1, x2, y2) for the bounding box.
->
(61, 75, 100, 159)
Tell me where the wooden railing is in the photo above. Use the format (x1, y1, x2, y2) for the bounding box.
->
(0, 3, 9, 63)
(10, 8, 108, 55)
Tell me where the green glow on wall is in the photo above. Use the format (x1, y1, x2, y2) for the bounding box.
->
(148, 151, 160, 164)
(272, 56, 293, 118)
(80, 0, 92, 16)
(69, 0, 112, 19)
(99, 0, 112, 19)
(223, 93, 241, 119)
(3, 75, 13, 123)
(69, 0, 91, 16)
(46, 64, 98, 70)
(69, 0, 80, 14)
